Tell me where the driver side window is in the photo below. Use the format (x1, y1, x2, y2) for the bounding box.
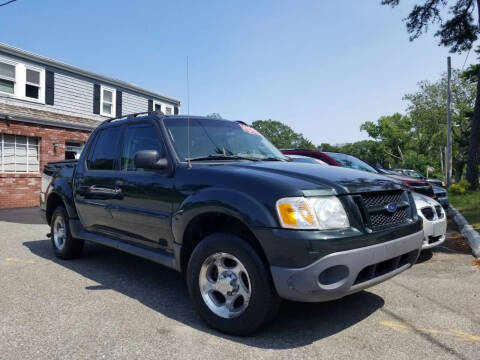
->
(121, 122, 164, 171)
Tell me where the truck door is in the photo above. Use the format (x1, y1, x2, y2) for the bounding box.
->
(74, 125, 122, 232)
(108, 121, 174, 250)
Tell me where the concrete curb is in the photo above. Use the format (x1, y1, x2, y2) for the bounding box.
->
(449, 206, 480, 258)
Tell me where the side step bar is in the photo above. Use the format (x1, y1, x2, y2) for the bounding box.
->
(69, 219, 179, 271)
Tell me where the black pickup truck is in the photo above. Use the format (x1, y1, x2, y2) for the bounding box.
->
(41, 113, 423, 335)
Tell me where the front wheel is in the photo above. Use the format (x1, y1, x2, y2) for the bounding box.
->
(187, 233, 280, 335)
(50, 206, 84, 260)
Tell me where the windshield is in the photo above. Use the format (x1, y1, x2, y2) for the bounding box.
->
(324, 152, 378, 173)
(163, 118, 286, 161)
(405, 170, 424, 179)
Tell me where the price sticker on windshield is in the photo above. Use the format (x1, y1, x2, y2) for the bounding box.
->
(239, 123, 262, 136)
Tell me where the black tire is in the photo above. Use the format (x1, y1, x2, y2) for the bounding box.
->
(187, 233, 281, 336)
(50, 206, 84, 260)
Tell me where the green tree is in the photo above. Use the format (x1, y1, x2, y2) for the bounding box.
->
(382, 0, 480, 189)
(360, 113, 413, 164)
(404, 69, 475, 180)
(251, 120, 315, 149)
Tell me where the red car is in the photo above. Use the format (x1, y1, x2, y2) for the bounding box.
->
(281, 149, 435, 198)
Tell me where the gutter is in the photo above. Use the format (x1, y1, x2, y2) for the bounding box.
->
(0, 111, 96, 131)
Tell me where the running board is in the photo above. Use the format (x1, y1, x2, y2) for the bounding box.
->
(69, 219, 178, 271)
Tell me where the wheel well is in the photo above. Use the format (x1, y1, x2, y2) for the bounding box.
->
(180, 212, 269, 274)
(46, 193, 64, 225)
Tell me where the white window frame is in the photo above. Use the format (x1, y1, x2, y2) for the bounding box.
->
(0, 55, 45, 103)
(0, 134, 40, 173)
(0, 57, 17, 96)
(100, 86, 116, 117)
(153, 101, 162, 113)
(164, 105, 173, 115)
(24, 65, 44, 102)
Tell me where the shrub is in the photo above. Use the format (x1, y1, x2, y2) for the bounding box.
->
(449, 179, 471, 195)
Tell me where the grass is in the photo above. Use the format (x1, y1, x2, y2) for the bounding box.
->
(449, 190, 480, 231)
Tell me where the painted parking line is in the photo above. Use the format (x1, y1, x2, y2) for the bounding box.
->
(380, 321, 480, 342)
(4, 257, 36, 264)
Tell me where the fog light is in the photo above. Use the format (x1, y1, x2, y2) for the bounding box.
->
(318, 265, 349, 289)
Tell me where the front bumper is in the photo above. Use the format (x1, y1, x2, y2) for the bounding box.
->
(270, 230, 423, 302)
(421, 216, 447, 250)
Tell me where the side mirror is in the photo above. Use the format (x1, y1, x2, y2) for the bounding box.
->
(133, 150, 169, 170)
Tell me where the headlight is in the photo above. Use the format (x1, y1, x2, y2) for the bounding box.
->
(276, 196, 350, 230)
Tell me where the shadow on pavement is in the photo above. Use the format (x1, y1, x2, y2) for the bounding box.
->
(23, 239, 384, 349)
(0, 207, 45, 225)
(416, 249, 434, 264)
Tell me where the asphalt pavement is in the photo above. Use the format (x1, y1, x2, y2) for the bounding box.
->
(0, 207, 479, 360)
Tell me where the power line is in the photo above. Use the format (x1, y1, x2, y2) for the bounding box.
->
(0, 0, 17, 7)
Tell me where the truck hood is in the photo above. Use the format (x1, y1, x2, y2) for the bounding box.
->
(225, 161, 406, 195)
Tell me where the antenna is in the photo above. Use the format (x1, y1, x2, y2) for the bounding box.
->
(186, 56, 191, 168)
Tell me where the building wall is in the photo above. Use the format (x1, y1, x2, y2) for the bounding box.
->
(53, 71, 97, 118)
(122, 91, 149, 114)
(0, 119, 90, 208)
(0, 50, 180, 121)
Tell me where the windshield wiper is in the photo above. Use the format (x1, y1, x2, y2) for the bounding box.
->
(261, 157, 285, 161)
(186, 154, 260, 162)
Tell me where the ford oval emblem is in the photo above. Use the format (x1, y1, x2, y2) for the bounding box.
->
(386, 203, 398, 213)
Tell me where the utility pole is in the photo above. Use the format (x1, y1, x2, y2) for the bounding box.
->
(440, 147, 444, 180)
(446, 56, 452, 188)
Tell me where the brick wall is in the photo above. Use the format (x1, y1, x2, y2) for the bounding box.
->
(0, 119, 91, 208)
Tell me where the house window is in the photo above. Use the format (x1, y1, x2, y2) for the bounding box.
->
(165, 106, 172, 115)
(65, 141, 85, 160)
(100, 86, 116, 117)
(0, 56, 45, 102)
(0, 61, 15, 95)
(0, 134, 40, 173)
(25, 68, 41, 99)
(153, 101, 162, 112)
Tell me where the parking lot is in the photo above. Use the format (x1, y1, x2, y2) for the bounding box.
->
(0, 207, 479, 360)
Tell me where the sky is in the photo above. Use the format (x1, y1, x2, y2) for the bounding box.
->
(0, 0, 475, 145)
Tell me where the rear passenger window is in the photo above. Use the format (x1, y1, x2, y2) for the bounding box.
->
(121, 123, 164, 171)
(87, 126, 121, 170)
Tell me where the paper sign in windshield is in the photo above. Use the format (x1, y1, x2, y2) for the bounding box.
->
(239, 123, 262, 136)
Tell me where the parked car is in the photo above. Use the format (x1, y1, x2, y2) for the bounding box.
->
(394, 168, 445, 188)
(432, 185, 449, 209)
(281, 149, 341, 165)
(412, 192, 447, 250)
(41, 114, 424, 335)
(286, 154, 327, 165)
(282, 149, 436, 198)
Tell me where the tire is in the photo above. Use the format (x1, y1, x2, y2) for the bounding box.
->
(50, 206, 84, 260)
(186, 233, 281, 336)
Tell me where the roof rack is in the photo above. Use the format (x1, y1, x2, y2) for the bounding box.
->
(101, 110, 165, 124)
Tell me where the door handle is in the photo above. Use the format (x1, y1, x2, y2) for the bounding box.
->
(88, 185, 121, 196)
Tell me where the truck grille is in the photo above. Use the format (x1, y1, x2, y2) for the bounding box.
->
(354, 190, 412, 231)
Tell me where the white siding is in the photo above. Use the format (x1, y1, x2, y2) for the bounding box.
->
(122, 91, 148, 114)
(0, 50, 180, 121)
(53, 72, 96, 117)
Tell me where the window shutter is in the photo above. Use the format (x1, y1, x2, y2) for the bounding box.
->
(45, 71, 54, 105)
(116, 91, 122, 117)
(148, 99, 153, 113)
(93, 84, 100, 114)
(174, 106, 179, 115)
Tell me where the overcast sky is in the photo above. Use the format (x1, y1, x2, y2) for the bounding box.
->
(0, 0, 475, 145)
